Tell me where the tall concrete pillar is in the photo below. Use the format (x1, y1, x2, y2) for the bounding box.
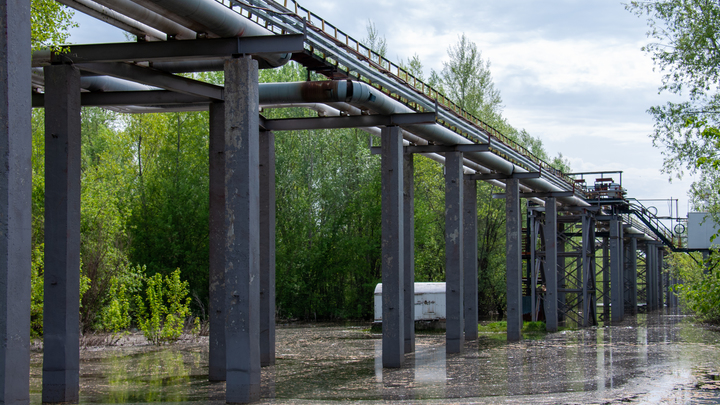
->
(557, 223, 566, 323)
(403, 153, 415, 354)
(609, 218, 623, 323)
(224, 56, 261, 403)
(646, 243, 656, 311)
(208, 102, 226, 382)
(463, 176, 478, 341)
(0, 1, 32, 402)
(505, 178, 522, 342)
(544, 198, 558, 332)
(602, 236, 609, 322)
(43, 64, 81, 404)
(628, 237, 638, 315)
(658, 247, 665, 309)
(259, 130, 276, 367)
(445, 152, 464, 353)
(381, 126, 404, 368)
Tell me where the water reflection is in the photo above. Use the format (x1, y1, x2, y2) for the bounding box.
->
(26, 313, 720, 404)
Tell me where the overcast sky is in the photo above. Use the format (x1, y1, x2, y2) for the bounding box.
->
(68, 0, 694, 219)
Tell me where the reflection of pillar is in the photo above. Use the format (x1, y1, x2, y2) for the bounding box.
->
(381, 125, 404, 368)
(610, 218, 623, 323)
(544, 198, 558, 332)
(445, 151, 464, 353)
(224, 56, 261, 403)
(43, 64, 81, 403)
(259, 130, 276, 367)
(0, 2, 32, 401)
(403, 153, 415, 354)
(463, 176, 478, 341)
(208, 102, 226, 381)
(506, 178, 522, 341)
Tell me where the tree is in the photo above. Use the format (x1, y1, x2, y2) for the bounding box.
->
(31, 0, 76, 51)
(626, 0, 720, 214)
(435, 34, 503, 119)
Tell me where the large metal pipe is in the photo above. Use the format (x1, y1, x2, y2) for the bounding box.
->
(56, 0, 167, 41)
(92, 0, 197, 39)
(130, 0, 290, 68)
(259, 81, 586, 206)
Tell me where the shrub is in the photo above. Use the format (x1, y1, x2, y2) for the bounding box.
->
(135, 268, 192, 344)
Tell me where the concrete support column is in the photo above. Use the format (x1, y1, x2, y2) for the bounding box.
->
(381, 126, 404, 368)
(628, 237, 638, 315)
(403, 153, 415, 354)
(463, 175, 477, 341)
(445, 152, 464, 353)
(208, 102, 226, 382)
(609, 218, 623, 323)
(544, 198, 558, 332)
(646, 243, 656, 311)
(658, 247, 665, 309)
(43, 64, 81, 404)
(224, 56, 261, 403)
(505, 178, 522, 341)
(259, 130, 276, 367)
(0, 1, 32, 402)
(602, 237, 609, 322)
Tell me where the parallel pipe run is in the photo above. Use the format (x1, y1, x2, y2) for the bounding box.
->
(57, 0, 167, 41)
(92, 0, 197, 39)
(129, 0, 291, 68)
(259, 81, 587, 206)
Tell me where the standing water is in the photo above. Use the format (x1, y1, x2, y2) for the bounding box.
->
(29, 311, 720, 404)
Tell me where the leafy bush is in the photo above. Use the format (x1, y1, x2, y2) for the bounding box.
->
(100, 277, 131, 344)
(135, 269, 192, 344)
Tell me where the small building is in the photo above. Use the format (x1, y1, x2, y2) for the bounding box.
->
(374, 282, 446, 322)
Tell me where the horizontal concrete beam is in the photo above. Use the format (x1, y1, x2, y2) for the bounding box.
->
(266, 112, 435, 131)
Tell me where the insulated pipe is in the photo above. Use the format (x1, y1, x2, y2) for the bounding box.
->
(130, 0, 291, 68)
(91, 0, 197, 39)
(259, 81, 587, 206)
(79, 76, 157, 92)
(56, 0, 167, 41)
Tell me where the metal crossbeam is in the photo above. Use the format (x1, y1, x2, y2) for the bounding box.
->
(32, 90, 211, 107)
(51, 35, 306, 64)
(76, 62, 224, 100)
(265, 112, 436, 131)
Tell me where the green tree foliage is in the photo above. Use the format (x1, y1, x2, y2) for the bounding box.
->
(31, 0, 76, 51)
(626, 0, 720, 209)
(121, 109, 210, 308)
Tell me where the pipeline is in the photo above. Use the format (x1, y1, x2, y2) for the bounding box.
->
(130, 0, 290, 68)
(92, 0, 197, 39)
(56, 0, 167, 41)
(259, 81, 587, 207)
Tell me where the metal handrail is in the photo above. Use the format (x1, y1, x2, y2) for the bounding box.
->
(219, 0, 582, 194)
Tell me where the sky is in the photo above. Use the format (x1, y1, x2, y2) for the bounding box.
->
(67, 0, 695, 220)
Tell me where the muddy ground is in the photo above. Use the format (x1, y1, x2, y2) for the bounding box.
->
(29, 311, 720, 404)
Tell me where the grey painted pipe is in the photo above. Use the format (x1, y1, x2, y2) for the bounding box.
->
(92, 0, 197, 39)
(56, 0, 167, 40)
(130, 0, 290, 68)
(259, 81, 587, 206)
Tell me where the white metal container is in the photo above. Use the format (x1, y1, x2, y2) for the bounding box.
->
(373, 282, 446, 322)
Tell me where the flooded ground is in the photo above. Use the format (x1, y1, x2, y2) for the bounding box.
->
(29, 310, 720, 404)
